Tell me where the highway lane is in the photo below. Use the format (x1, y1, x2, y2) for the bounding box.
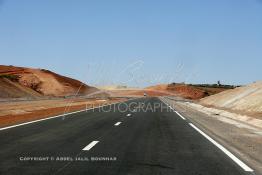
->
(0, 97, 255, 175)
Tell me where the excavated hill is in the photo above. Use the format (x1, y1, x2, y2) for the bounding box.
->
(146, 84, 206, 99)
(0, 65, 98, 98)
(200, 81, 262, 114)
(0, 77, 43, 98)
(146, 83, 231, 99)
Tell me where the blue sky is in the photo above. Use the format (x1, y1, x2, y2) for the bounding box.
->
(0, 0, 261, 87)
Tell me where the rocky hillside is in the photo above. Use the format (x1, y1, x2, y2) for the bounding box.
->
(0, 65, 97, 98)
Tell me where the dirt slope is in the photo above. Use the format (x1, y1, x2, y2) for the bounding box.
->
(146, 84, 207, 99)
(0, 78, 43, 98)
(200, 81, 262, 114)
(108, 89, 171, 97)
(0, 65, 97, 98)
(146, 83, 231, 99)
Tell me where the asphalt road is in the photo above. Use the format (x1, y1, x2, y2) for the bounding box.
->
(0, 97, 255, 175)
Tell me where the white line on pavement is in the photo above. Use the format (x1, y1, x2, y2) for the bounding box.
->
(0, 100, 132, 131)
(0, 109, 87, 131)
(114, 122, 121, 126)
(127, 114, 131, 117)
(82, 141, 99, 151)
(175, 111, 186, 120)
(160, 99, 186, 120)
(189, 123, 253, 172)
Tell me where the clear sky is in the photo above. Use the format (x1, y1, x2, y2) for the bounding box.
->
(0, 0, 261, 87)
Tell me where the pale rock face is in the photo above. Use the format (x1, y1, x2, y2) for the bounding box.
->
(200, 81, 262, 113)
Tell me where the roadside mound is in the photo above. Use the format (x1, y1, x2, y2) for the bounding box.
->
(166, 84, 207, 99)
(0, 77, 43, 99)
(146, 83, 207, 99)
(0, 65, 98, 98)
(200, 81, 262, 115)
(146, 83, 232, 99)
(146, 84, 168, 91)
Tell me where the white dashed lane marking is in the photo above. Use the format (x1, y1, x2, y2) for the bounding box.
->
(82, 141, 99, 151)
(114, 122, 121, 126)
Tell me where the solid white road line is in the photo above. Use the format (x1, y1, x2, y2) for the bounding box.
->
(161, 99, 186, 120)
(175, 111, 186, 120)
(168, 105, 175, 111)
(127, 114, 131, 117)
(82, 141, 99, 151)
(0, 100, 131, 131)
(114, 122, 121, 126)
(0, 109, 85, 131)
(189, 123, 253, 172)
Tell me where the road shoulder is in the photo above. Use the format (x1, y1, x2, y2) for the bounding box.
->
(161, 97, 262, 174)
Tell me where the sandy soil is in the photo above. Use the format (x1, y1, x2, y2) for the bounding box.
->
(146, 83, 229, 99)
(107, 89, 173, 97)
(103, 83, 230, 99)
(0, 78, 43, 98)
(0, 65, 98, 98)
(200, 81, 262, 115)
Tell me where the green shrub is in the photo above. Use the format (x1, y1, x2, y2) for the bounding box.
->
(0, 74, 19, 81)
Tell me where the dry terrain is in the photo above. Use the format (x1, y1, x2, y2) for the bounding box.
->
(0, 65, 116, 127)
(146, 83, 231, 99)
(0, 65, 98, 98)
(100, 83, 231, 99)
(200, 81, 262, 117)
(161, 82, 262, 173)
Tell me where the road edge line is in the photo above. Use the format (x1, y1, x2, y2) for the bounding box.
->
(159, 97, 186, 120)
(0, 99, 135, 131)
(175, 111, 186, 120)
(189, 123, 253, 172)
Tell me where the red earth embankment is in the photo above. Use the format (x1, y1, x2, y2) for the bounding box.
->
(146, 83, 231, 100)
(0, 65, 98, 98)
